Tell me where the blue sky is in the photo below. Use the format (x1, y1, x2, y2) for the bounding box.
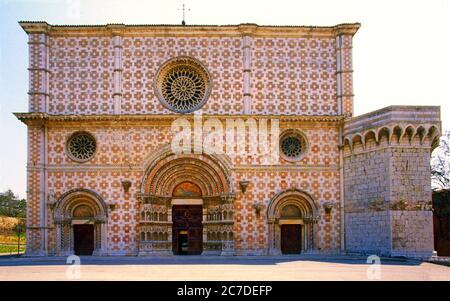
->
(0, 0, 449, 198)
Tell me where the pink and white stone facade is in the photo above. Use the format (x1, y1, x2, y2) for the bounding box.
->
(16, 22, 441, 258)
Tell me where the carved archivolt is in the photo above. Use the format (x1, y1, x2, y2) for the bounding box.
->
(267, 189, 319, 254)
(53, 188, 108, 223)
(343, 123, 441, 154)
(267, 188, 319, 222)
(51, 188, 108, 255)
(142, 152, 233, 197)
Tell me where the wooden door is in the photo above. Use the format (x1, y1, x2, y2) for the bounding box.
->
(281, 224, 301, 254)
(73, 224, 94, 255)
(172, 205, 203, 255)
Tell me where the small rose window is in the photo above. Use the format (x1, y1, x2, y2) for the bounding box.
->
(280, 130, 308, 161)
(66, 131, 96, 162)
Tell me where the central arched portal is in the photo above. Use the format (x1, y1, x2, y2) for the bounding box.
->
(171, 182, 203, 255)
(138, 151, 235, 256)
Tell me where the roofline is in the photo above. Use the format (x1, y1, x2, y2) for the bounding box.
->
(18, 21, 361, 38)
(13, 112, 345, 126)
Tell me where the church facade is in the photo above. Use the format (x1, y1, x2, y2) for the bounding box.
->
(16, 21, 441, 258)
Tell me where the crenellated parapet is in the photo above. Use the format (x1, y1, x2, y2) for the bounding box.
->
(343, 106, 441, 155)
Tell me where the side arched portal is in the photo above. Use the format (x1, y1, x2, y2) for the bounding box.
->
(53, 189, 108, 256)
(267, 189, 318, 255)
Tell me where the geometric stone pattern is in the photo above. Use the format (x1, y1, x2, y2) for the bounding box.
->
(48, 37, 114, 114)
(17, 22, 441, 258)
(121, 37, 243, 114)
(251, 37, 337, 115)
(337, 35, 354, 116)
(41, 122, 342, 255)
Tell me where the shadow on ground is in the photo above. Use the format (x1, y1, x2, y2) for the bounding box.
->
(0, 254, 423, 267)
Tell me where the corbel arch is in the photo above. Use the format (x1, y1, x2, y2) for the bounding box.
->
(351, 133, 365, 151)
(401, 124, 417, 144)
(428, 125, 441, 153)
(391, 125, 404, 144)
(414, 125, 427, 145)
(377, 126, 391, 145)
(363, 129, 378, 147)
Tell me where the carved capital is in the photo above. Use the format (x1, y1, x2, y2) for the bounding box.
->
(239, 180, 250, 193)
(323, 202, 334, 214)
(121, 180, 132, 193)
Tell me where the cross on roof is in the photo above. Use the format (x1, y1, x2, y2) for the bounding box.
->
(178, 3, 190, 26)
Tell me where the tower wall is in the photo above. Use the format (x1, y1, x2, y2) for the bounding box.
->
(343, 106, 441, 258)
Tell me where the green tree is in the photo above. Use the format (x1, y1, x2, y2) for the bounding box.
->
(431, 131, 450, 190)
(0, 189, 26, 218)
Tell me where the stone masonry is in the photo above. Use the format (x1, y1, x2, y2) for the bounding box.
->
(343, 106, 441, 258)
(15, 21, 441, 259)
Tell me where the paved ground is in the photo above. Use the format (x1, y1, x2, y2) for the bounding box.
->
(0, 255, 448, 281)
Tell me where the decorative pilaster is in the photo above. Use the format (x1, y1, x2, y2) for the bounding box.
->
(20, 22, 51, 256)
(28, 31, 49, 113)
(336, 34, 354, 117)
(24, 119, 48, 256)
(109, 25, 124, 114)
(241, 28, 254, 114)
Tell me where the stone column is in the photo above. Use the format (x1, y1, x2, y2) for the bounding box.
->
(57, 221, 72, 256)
(268, 220, 282, 255)
(202, 207, 208, 254)
(303, 222, 308, 252)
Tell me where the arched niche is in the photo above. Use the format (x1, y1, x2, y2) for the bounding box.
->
(267, 189, 318, 255)
(53, 189, 108, 256)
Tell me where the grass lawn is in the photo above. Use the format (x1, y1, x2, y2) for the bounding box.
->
(0, 244, 25, 254)
(0, 216, 26, 254)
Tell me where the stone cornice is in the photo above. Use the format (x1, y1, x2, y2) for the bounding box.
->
(19, 21, 360, 38)
(344, 105, 441, 136)
(14, 112, 345, 126)
(342, 106, 442, 155)
(30, 164, 340, 172)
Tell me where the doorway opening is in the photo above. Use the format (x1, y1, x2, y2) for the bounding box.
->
(281, 224, 302, 254)
(172, 205, 203, 255)
(73, 224, 94, 255)
(177, 230, 189, 255)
